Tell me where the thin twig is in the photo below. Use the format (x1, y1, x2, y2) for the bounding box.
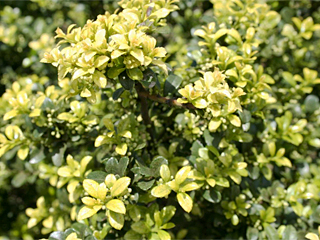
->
(137, 90, 196, 110)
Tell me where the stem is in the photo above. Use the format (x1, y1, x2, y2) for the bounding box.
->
(136, 90, 196, 110)
(135, 82, 155, 143)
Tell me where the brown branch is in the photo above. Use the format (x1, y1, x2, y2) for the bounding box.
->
(136, 90, 197, 110)
(135, 82, 155, 143)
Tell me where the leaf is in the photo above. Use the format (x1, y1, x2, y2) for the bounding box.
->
(29, 148, 45, 164)
(158, 230, 171, 240)
(106, 199, 126, 214)
(151, 184, 171, 198)
(152, 59, 168, 75)
(107, 211, 124, 230)
(246, 227, 259, 240)
(12, 171, 28, 188)
(17, 145, 29, 160)
(115, 143, 128, 156)
(177, 192, 193, 213)
(228, 29, 242, 43)
(104, 157, 119, 175)
(4, 109, 18, 121)
(164, 75, 182, 96)
(52, 144, 67, 167)
(48, 231, 64, 240)
(283, 225, 297, 240)
(228, 115, 241, 127)
(265, 225, 280, 240)
(127, 68, 143, 81)
(203, 189, 221, 203)
(306, 233, 320, 240)
(113, 88, 124, 100)
(130, 49, 144, 64)
(180, 182, 202, 192)
(118, 157, 129, 176)
(137, 179, 155, 191)
(111, 177, 131, 197)
(161, 206, 176, 223)
(191, 140, 204, 157)
(175, 166, 192, 185)
(161, 222, 175, 229)
(87, 171, 108, 184)
(209, 119, 222, 132)
(215, 177, 230, 188)
(150, 156, 168, 177)
(305, 95, 319, 113)
(77, 206, 99, 221)
(131, 221, 150, 234)
(160, 165, 171, 182)
(119, 71, 134, 90)
(107, 67, 125, 79)
(83, 179, 106, 199)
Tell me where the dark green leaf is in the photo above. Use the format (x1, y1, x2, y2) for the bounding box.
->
(203, 189, 221, 203)
(164, 74, 182, 96)
(239, 109, 252, 123)
(150, 156, 168, 177)
(246, 227, 259, 240)
(283, 225, 297, 240)
(12, 171, 28, 188)
(29, 148, 45, 164)
(119, 71, 134, 90)
(305, 95, 319, 113)
(191, 140, 204, 157)
(87, 171, 107, 184)
(118, 157, 129, 176)
(48, 231, 64, 240)
(71, 222, 93, 239)
(112, 88, 124, 100)
(52, 144, 67, 167)
(265, 225, 279, 240)
(104, 157, 119, 175)
(137, 179, 155, 191)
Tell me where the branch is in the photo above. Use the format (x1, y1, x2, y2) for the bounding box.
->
(136, 89, 196, 110)
(135, 83, 155, 143)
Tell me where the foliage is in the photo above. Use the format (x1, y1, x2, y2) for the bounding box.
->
(1, 0, 320, 239)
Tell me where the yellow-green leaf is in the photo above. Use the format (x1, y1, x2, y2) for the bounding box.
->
(111, 177, 131, 197)
(29, 108, 41, 118)
(77, 206, 99, 221)
(180, 182, 202, 192)
(208, 119, 222, 132)
(17, 145, 29, 160)
(105, 174, 117, 188)
(82, 197, 96, 206)
(115, 143, 127, 155)
(95, 135, 107, 147)
(107, 210, 125, 230)
(177, 192, 193, 213)
(305, 233, 319, 240)
(57, 166, 72, 177)
(151, 184, 171, 198)
(106, 199, 126, 214)
(160, 165, 171, 182)
(206, 178, 216, 187)
(80, 156, 92, 174)
(229, 115, 241, 127)
(67, 180, 79, 194)
(158, 230, 171, 240)
(80, 88, 92, 98)
(130, 49, 144, 64)
(83, 179, 100, 199)
(175, 166, 192, 185)
(4, 109, 18, 121)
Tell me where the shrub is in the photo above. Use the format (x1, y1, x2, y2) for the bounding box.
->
(1, 0, 320, 239)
